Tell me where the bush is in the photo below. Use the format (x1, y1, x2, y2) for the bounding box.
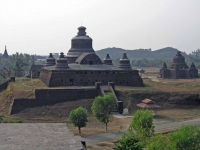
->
(168, 125, 200, 150)
(114, 134, 143, 150)
(129, 109, 154, 138)
(146, 134, 169, 150)
(1, 119, 23, 123)
(0, 115, 4, 123)
(15, 120, 23, 123)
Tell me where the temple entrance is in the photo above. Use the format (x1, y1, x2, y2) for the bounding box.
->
(69, 79, 73, 86)
(89, 61, 94, 65)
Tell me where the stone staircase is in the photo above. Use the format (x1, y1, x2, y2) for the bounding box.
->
(97, 82, 123, 114)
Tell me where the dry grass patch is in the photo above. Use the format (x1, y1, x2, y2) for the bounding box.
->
(67, 116, 133, 137)
(0, 78, 47, 118)
(143, 78, 200, 93)
(157, 108, 200, 121)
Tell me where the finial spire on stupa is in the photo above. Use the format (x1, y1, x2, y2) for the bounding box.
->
(77, 26, 86, 36)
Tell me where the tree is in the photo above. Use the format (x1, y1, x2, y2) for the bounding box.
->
(146, 134, 169, 150)
(91, 92, 116, 131)
(14, 57, 28, 76)
(114, 134, 143, 150)
(129, 109, 154, 143)
(30, 55, 36, 65)
(168, 125, 200, 150)
(69, 106, 88, 135)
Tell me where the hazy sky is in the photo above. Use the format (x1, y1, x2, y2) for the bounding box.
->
(0, 0, 200, 55)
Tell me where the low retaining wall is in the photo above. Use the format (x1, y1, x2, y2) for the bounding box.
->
(0, 77, 15, 92)
(0, 80, 9, 92)
(9, 88, 99, 114)
(9, 82, 121, 115)
(35, 88, 97, 99)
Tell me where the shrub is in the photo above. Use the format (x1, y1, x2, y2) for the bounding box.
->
(168, 125, 200, 150)
(129, 109, 154, 137)
(129, 109, 154, 144)
(114, 134, 143, 150)
(146, 134, 169, 150)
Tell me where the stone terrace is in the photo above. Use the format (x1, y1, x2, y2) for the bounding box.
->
(0, 123, 83, 150)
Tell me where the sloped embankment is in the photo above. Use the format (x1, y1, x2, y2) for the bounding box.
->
(0, 78, 46, 115)
(116, 90, 200, 114)
(1, 77, 200, 122)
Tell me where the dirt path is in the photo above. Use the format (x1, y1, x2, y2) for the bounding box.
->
(85, 118, 200, 143)
(147, 75, 161, 82)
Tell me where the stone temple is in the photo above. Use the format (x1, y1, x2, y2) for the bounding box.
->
(160, 51, 198, 79)
(39, 26, 143, 87)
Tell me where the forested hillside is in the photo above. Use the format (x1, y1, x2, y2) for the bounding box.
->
(96, 47, 184, 59)
(96, 47, 200, 68)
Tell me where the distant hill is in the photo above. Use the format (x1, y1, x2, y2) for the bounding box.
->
(96, 47, 186, 60)
(35, 47, 186, 60)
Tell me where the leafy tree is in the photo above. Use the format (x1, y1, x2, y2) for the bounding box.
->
(191, 48, 200, 58)
(69, 106, 88, 135)
(114, 134, 143, 150)
(146, 134, 169, 150)
(168, 125, 200, 150)
(30, 55, 36, 65)
(14, 57, 28, 76)
(91, 92, 116, 131)
(129, 109, 154, 143)
(131, 58, 172, 68)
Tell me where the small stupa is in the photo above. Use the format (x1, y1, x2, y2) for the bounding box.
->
(3, 46, 9, 58)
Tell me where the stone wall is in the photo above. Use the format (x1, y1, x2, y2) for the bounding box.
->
(0, 80, 9, 92)
(35, 88, 98, 99)
(9, 88, 99, 114)
(40, 70, 144, 87)
(160, 69, 198, 79)
(0, 77, 15, 92)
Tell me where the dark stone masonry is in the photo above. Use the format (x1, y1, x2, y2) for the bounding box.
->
(160, 51, 198, 79)
(0, 77, 15, 92)
(39, 26, 144, 87)
(26, 64, 43, 78)
(9, 26, 144, 114)
(9, 87, 99, 114)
